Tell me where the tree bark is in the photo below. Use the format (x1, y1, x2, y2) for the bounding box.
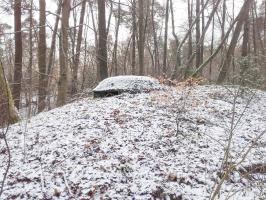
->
(242, 16, 250, 58)
(200, 0, 205, 65)
(220, 0, 226, 59)
(186, 0, 193, 77)
(111, 0, 121, 76)
(27, 0, 33, 118)
(191, 13, 239, 76)
(240, 13, 250, 83)
(57, 0, 70, 106)
(151, 0, 159, 75)
(209, 0, 215, 79)
(187, 0, 222, 76)
(71, 0, 86, 94)
(163, 0, 170, 75)
(0, 61, 20, 127)
(169, 0, 181, 80)
(138, 0, 145, 75)
(195, 0, 201, 69)
(131, 0, 137, 75)
(251, 4, 257, 57)
(38, 0, 47, 112)
(217, 0, 254, 83)
(12, 0, 22, 109)
(47, 0, 62, 77)
(97, 0, 108, 81)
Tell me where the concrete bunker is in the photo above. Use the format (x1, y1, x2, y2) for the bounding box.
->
(93, 76, 163, 98)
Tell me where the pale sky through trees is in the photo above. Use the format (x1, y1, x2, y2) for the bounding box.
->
(0, 1, 265, 197)
(0, 0, 250, 45)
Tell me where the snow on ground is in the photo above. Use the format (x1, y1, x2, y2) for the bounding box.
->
(0, 85, 266, 199)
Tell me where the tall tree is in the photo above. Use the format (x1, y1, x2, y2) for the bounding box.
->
(138, 0, 145, 75)
(0, 60, 19, 127)
(217, 0, 254, 83)
(151, 0, 160, 75)
(163, 0, 170, 75)
(209, 0, 215, 78)
(195, 0, 202, 69)
(111, 0, 121, 76)
(188, 0, 222, 75)
(185, 0, 194, 78)
(47, 0, 62, 79)
(27, 0, 33, 118)
(200, 0, 205, 64)
(12, 0, 22, 109)
(240, 12, 250, 83)
(131, 0, 137, 75)
(97, 0, 108, 81)
(71, 0, 86, 94)
(57, 0, 70, 106)
(38, 0, 47, 112)
(169, 0, 181, 79)
(242, 13, 250, 58)
(221, 0, 227, 55)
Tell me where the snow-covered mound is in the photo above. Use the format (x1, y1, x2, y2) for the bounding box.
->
(93, 76, 163, 97)
(1, 85, 266, 199)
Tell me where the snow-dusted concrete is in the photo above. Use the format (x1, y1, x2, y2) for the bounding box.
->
(93, 76, 163, 97)
(0, 85, 265, 199)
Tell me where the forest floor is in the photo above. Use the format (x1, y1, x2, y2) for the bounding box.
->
(0, 84, 266, 199)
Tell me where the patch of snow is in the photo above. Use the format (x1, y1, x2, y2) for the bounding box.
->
(93, 76, 163, 92)
(0, 85, 265, 199)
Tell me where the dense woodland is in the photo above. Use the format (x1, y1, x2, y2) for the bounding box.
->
(0, 0, 266, 121)
(0, 1, 266, 199)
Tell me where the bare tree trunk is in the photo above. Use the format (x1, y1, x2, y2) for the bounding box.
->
(57, 0, 70, 106)
(220, 0, 227, 62)
(70, 1, 78, 77)
(111, 0, 121, 76)
(200, 0, 205, 65)
(240, 12, 250, 84)
(217, 0, 254, 83)
(195, 0, 201, 69)
(106, 0, 113, 36)
(38, 0, 47, 112)
(263, 2, 266, 78)
(181, 0, 211, 77)
(251, 4, 257, 58)
(81, 32, 88, 91)
(89, 1, 98, 47)
(131, 0, 137, 75)
(221, 0, 226, 41)
(169, 0, 181, 80)
(187, 0, 222, 76)
(209, 0, 215, 79)
(151, 0, 159, 75)
(253, 2, 264, 55)
(27, 0, 33, 118)
(123, 35, 132, 75)
(185, 0, 193, 78)
(47, 0, 62, 77)
(138, 0, 145, 75)
(192, 12, 239, 76)
(71, 0, 86, 94)
(242, 16, 250, 58)
(163, 0, 170, 75)
(264, 2, 266, 48)
(0, 60, 19, 127)
(179, 0, 211, 52)
(89, 0, 99, 76)
(46, 0, 61, 110)
(12, 0, 22, 109)
(97, 0, 108, 81)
